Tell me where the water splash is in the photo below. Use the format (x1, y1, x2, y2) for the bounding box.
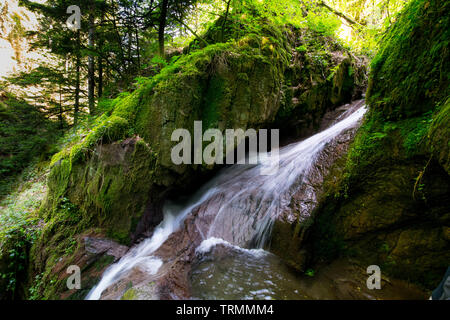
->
(196, 237, 268, 258)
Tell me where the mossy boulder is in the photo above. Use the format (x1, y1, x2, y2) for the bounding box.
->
(44, 137, 158, 245)
(26, 137, 161, 299)
(305, 98, 450, 290)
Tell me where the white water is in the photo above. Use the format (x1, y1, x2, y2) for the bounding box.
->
(86, 185, 221, 300)
(196, 237, 268, 258)
(86, 104, 366, 300)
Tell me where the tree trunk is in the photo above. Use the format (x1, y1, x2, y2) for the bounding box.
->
(88, 2, 95, 115)
(59, 83, 63, 130)
(74, 32, 81, 126)
(135, 27, 140, 72)
(221, 0, 232, 42)
(158, 0, 169, 57)
(98, 55, 103, 98)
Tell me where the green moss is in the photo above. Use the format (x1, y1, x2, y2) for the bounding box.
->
(202, 76, 225, 129)
(121, 288, 137, 300)
(342, 107, 435, 191)
(367, 0, 450, 119)
(428, 98, 450, 174)
(311, 3, 450, 287)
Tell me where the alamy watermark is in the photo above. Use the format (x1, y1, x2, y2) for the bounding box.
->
(367, 265, 381, 289)
(171, 121, 280, 175)
(66, 265, 81, 290)
(66, 5, 81, 31)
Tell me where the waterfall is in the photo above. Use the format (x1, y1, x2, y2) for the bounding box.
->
(86, 102, 367, 300)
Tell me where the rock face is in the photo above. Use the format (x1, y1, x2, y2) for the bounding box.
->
(22, 16, 366, 299)
(30, 232, 129, 300)
(309, 153, 450, 289)
(302, 0, 450, 290)
(269, 100, 365, 271)
(47, 137, 163, 244)
(26, 137, 162, 299)
(83, 237, 128, 260)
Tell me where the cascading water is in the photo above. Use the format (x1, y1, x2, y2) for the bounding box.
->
(86, 102, 367, 300)
(85, 184, 221, 300)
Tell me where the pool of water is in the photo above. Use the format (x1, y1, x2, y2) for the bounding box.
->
(190, 241, 311, 300)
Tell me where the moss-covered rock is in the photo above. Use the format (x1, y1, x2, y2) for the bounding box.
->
(304, 0, 450, 290)
(276, 30, 366, 137)
(429, 98, 450, 174)
(29, 232, 128, 300)
(309, 138, 450, 289)
(44, 137, 157, 245)
(367, 0, 450, 119)
(26, 137, 160, 299)
(306, 104, 450, 289)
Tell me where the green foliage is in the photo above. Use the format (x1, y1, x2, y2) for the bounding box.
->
(342, 111, 384, 186)
(0, 94, 59, 197)
(0, 160, 49, 299)
(305, 269, 315, 277)
(367, 0, 450, 119)
(400, 111, 433, 156)
(0, 200, 41, 298)
(428, 98, 450, 174)
(306, 11, 342, 37)
(343, 108, 434, 193)
(28, 273, 43, 300)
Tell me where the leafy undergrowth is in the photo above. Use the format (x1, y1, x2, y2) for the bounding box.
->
(0, 111, 103, 299)
(0, 163, 48, 299)
(0, 93, 59, 197)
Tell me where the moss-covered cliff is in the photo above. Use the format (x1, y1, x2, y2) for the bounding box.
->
(304, 0, 449, 290)
(367, 0, 449, 119)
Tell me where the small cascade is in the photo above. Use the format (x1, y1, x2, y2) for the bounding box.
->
(87, 101, 367, 300)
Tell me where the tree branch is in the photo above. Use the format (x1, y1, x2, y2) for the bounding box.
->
(318, 0, 365, 26)
(173, 17, 209, 47)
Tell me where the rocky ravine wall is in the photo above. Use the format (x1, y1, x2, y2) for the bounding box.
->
(288, 0, 449, 291)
